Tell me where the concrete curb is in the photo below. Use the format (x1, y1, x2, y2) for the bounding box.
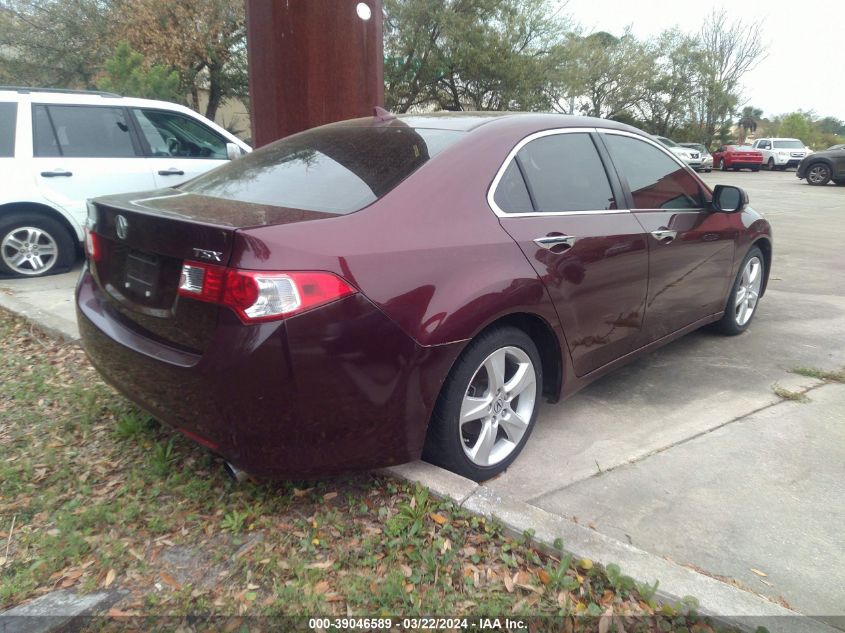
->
(0, 589, 127, 633)
(382, 463, 838, 633)
(0, 290, 79, 343)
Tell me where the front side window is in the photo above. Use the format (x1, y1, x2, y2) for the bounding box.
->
(183, 124, 464, 214)
(603, 134, 704, 210)
(32, 105, 136, 158)
(499, 133, 615, 213)
(133, 109, 227, 159)
(0, 102, 16, 157)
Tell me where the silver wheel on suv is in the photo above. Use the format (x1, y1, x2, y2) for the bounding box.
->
(1, 226, 60, 276)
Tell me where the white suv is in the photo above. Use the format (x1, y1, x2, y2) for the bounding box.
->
(751, 137, 810, 171)
(0, 87, 251, 277)
(654, 136, 703, 171)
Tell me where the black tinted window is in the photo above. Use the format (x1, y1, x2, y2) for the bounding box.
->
(515, 133, 615, 212)
(493, 161, 533, 213)
(0, 102, 16, 157)
(33, 105, 136, 158)
(183, 124, 463, 213)
(603, 134, 703, 210)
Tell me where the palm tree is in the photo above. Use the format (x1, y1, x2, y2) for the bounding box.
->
(737, 106, 763, 144)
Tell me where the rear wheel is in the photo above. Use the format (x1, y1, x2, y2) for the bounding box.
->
(422, 326, 542, 481)
(806, 163, 832, 186)
(713, 246, 765, 336)
(0, 214, 75, 277)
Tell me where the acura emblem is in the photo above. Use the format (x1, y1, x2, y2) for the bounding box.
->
(115, 215, 129, 240)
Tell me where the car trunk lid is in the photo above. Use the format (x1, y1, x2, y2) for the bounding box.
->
(88, 189, 334, 352)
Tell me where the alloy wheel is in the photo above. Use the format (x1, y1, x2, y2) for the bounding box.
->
(459, 346, 537, 467)
(734, 256, 762, 326)
(1, 227, 59, 276)
(807, 164, 831, 185)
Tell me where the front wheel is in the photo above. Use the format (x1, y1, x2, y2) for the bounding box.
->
(806, 163, 832, 186)
(0, 214, 75, 277)
(766, 158, 775, 170)
(422, 326, 542, 481)
(713, 247, 765, 336)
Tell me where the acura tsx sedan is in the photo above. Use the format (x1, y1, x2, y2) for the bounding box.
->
(77, 112, 772, 482)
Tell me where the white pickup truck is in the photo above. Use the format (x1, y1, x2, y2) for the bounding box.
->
(751, 138, 811, 171)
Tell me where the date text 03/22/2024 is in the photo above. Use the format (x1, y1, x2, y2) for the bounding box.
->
(308, 617, 528, 630)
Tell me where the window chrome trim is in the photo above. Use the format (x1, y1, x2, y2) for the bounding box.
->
(486, 127, 630, 218)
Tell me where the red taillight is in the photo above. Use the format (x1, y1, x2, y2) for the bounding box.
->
(84, 228, 101, 263)
(177, 261, 357, 323)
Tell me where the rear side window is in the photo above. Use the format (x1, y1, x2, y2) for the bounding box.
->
(182, 124, 464, 214)
(33, 105, 136, 158)
(503, 133, 616, 213)
(603, 134, 704, 210)
(0, 102, 16, 157)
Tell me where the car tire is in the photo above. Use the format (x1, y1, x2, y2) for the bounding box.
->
(422, 326, 542, 482)
(766, 158, 775, 170)
(0, 214, 75, 278)
(713, 246, 765, 336)
(806, 163, 832, 186)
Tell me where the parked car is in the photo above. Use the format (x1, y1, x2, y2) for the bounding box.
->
(0, 87, 251, 278)
(826, 144, 845, 151)
(77, 112, 772, 482)
(751, 137, 810, 170)
(711, 145, 764, 171)
(796, 145, 845, 186)
(654, 135, 703, 170)
(680, 143, 713, 172)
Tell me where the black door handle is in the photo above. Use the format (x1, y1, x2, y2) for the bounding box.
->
(40, 170, 73, 177)
(158, 169, 185, 176)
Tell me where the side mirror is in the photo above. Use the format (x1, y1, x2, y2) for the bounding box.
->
(712, 185, 748, 213)
(226, 142, 244, 161)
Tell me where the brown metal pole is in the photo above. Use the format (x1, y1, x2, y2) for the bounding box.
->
(245, 0, 384, 147)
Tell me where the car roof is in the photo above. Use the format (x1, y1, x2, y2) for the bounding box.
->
(394, 111, 645, 135)
(0, 87, 202, 115)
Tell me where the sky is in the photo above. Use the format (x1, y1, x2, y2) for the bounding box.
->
(557, 0, 845, 121)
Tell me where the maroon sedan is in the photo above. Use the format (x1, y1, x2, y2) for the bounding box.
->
(711, 145, 764, 171)
(77, 113, 772, 482)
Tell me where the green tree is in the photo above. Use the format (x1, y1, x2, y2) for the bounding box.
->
(777, 112, 813, 144)
(0, 0, 116, 88)
(97, 41, 181, 101)
(383, 0, 572, 112)
(570, 30, 655, 119)
(736, 105, 763, 144)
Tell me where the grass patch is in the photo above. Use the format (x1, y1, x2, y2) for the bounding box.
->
(791, 366, 845, 384)
(772, 384, 810, 403)
(0, 308, 740, 629)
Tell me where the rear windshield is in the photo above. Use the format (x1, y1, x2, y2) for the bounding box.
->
(0, 102, 16, 157)
(182, 123, 464, 214)
(773, 140, 804, 149)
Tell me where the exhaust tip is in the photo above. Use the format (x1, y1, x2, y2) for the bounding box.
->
(224, 461, 249, 483)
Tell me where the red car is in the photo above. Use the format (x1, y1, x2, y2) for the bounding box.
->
(711, 145, 764, 171)
(77, 113, 772, 482)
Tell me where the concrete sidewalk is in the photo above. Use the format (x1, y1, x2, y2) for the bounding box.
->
(2, 170, 843, 631)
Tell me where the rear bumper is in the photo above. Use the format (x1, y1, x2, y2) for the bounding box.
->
(730, 161, 762, 169)
(76, 267, 462, 478)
